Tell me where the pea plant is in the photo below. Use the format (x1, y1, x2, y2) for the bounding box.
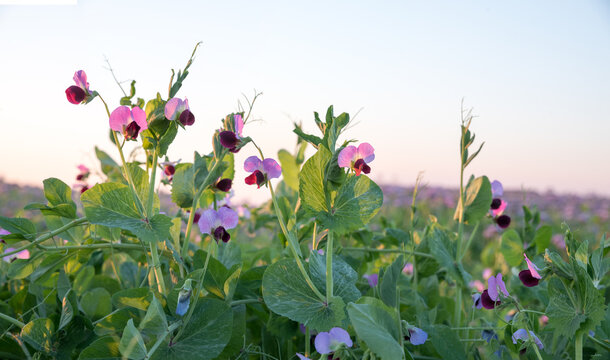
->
(0, 44, 608, 360)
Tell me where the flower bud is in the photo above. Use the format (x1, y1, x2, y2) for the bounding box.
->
(496, 215, 511, 229)
(219, 131, 240, 151)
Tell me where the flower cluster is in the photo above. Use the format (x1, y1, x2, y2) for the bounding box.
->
(165, 97, 195, 126)
(490, 180, 511, 228)
(74, 164, 90, 193)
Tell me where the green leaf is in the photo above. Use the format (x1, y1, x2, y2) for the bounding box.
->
(128, 163, 160, 214)
(216, 241, 241, 270)
(262, 259, 345, 331)
(151, 299, 233, 360)
(501, 229, 523, 267)
(424, 325, 467, 360)
(308, 251, 361, 304)
(533, 225, 552, 254)
(139, 296, 168, 338)
(8, 257, 43, 279)
(453, 176, 492, 224)
(300, 147, 383, 234)
(380, 255, 403, 307)
(78, 335, 121, 359)
(58, 293, 74, 331)
(347, 298, 403, 360)
(278, 149, 299, 191)
(82, 288, 112, 321)
(95, 308, 138, 337)
(95, 147, 122, 182)
(293, 126, 322, 147)
(216, 304, 246, 359)
(20, 318, 55, 353)
(428, 229, 470, 285)
(82, 182, 172, 243)
(0, 216, 36, 240)
(112, 288, 153, 311)
(119, 319, 147, 360)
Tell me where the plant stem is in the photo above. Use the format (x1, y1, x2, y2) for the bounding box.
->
(146, 321, 182, 358)
(588, 334, 610, 351)
(149, 241, 166, 294)
(575, 331, 583, 360)
(230, 298, 261, 306)
(39, 242, 171, 256)
(268, 183, 325, 302)
(305, 326, 310, 357)
(0, 312, 25, 328)
(1, 217, 88, 258)
(145, 147, 166, 295)
(326, 231, 334, 301)
(459, 221, 480, 262)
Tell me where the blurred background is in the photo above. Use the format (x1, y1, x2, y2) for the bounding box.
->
(0, 1, 609, 228)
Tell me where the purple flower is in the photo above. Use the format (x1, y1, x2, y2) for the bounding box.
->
(197, 207, 238, 242)
(109, 106, 148, 140)
(363, 273, 379, 287)
(219, 114, 244, 152)
(405, 326, 428, 345)
(481, 274, 509, 309)
(402, 263, 413, 276)
(491, 180, 503, 198)
(165, 97, 195, 126)
(472, 293, 483, 309)
(314, 327, 353, 355)
(512, 329, 543, 350)
(244, 156, 281, 188)
(337, 143, 375, 176)
(65, 70, 91, 104)
(176, 279, 192, 316)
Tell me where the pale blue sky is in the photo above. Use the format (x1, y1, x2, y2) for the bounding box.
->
(1, 0, 609, 202)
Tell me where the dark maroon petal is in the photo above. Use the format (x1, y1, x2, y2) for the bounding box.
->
(80, 186, 89, 194)
(65, 85, 86, 104)
(179, 109, 195, 126)
(216, 178, 232, 192)
(213, 226, 230, 243)
(490, 198, 502, 210)
(362, 163, 371, 174)
(219, 131, 239, 150)
(124, 122, 141, 140)
(496, 215, 511, 229)
(193, 212, 201, 224)
(519, 270, 540, 287)
(76, 174, 84, 181)
(164, 165, 176, 176)
(481, 289, 500, 309)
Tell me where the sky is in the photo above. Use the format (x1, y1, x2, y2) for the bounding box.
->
(0, 0, 609, 204)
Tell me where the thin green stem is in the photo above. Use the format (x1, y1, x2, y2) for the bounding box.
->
(459, 221, 480, 262)
(147, 321, 182, 359)
(0, 312, 25, 328)
(575, 331, 583, 360)
(588, 334, 610, 351)
(230, 298, 261, 306)
(149, 241, 166, 294)
(1, 217, 88, 258)
(326, 231, 334, 301)
(305, 326, 310, 357)
(40, 242, 171, 257)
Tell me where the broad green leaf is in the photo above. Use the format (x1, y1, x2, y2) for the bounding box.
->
(424, 325, 466, 360)
(428, 229, 470, 285)
(262, 259, 345, 331)
(300, 147, 383, 234)
(82, 288, 112, 321)
(347, 298, 403, 360)
(533, 225, 552, 254)
(78, 335, 121, 359)
(139, 296, 168, 338)
(112, 288, 153, 311)
(0, 216, 36, 240)
(380, 255, 403, 307)
(95, 308, 138, 337)
(119, 319, 147, 360)
(216, 241, 241, 270)
(82, 182, 172, 243)
(127, 163, 160, 214)
(308, 251, 361, 304)
(278, 149, 299, 191)
(453, 176, 492, 224)
(43, 178, 77, 217)
(95, 146, 122, 182)
(223, 266, 241, 303)
(20, 318, 55, 353)
(151, 299, 233, 360)
(216, 304, 246, 359)
(501, 229, 523, 267)
(544, 249, 574, 279)
(8, 257, 43, 279)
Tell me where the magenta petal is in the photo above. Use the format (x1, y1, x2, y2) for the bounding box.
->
(357, 142, 375, 163)
(217, 207, 238, 230)
(234, 114, 244, 137)
(337, 146, 357, 168)
(523, 253, 542, 279)
(73, 70, 89, 90)
(244, 156, 262, 172)
(165, 98, 185, 120)
(491, 200, 507, 217)
(109, 106, 131, 131)
(314, 332, 332, 354)
(262, 158, 282, 179)
(131, 106, 148, 131)
(329, 327, 352, 347)
(198, 209, 217, 235)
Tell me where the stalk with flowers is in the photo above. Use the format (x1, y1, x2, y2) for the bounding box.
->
(0, 44, 607, 360)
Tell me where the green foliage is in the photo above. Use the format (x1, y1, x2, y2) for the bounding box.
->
(454, 175, 492, 224)
(501, 229, 523, 267)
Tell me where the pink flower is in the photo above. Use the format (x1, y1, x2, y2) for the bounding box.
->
(337, 143, 375, 176)
(3, 248, 30, 262)
(165, 98, 195, 126)
(197, 207, 238, 242)
(76, 164, 90, 181)
(469, 280, 485, 292)
(402, 263, 414, 276)
(244, 156, 281, 188)
(519, 253, 542, 287)
(523, 253, 542, 279)
(481, 273, 510, 310)
(490, 199, 507, 217)
(482, 268, 493, 280)
(109, 106, 148, 140)
(65, 70, 91, 104)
